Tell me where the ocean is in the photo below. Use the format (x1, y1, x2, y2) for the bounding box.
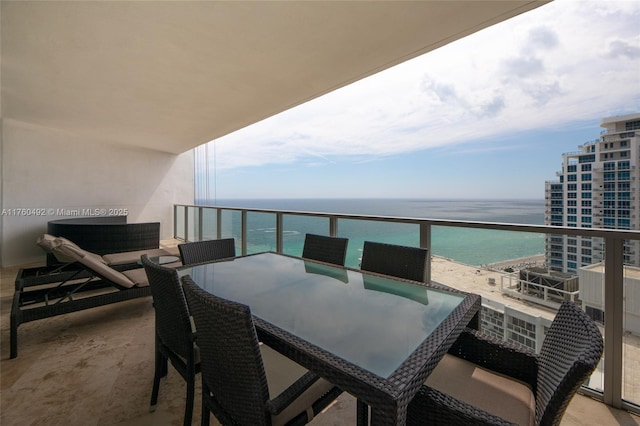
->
(199, 198, 545, 268)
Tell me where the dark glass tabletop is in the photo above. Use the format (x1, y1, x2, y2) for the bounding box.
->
(179, 252, 466, 378)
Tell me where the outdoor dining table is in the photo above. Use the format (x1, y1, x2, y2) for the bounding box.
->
(178, 252, 481, 426)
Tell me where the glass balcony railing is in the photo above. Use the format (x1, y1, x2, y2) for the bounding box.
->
(174, 203, 640, 415)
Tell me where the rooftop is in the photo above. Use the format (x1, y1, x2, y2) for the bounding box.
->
(2, 242, 639, 425)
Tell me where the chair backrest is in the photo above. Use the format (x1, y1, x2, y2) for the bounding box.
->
(535, 301, 603, 425)
(302, 233, 349, 266)
(360, 241, 428, 282)
(182, 275, 270, 426)
(141, 255, 194, 359)
(178, 238, 236, 266)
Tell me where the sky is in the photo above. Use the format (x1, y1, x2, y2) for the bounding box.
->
(196, 0, 640, 201)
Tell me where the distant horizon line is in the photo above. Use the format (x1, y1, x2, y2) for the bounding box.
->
(195, 197, 545, 201)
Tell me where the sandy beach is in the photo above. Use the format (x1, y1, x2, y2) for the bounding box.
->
(484, 254, 546, 271)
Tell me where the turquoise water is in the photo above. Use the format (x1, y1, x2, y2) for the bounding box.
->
(198, 198, 545, 268)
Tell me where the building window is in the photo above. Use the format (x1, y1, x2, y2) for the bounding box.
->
(625, 120, 640, 131)
(618, 171, 630, 180)
(581, 183, 592, 190)
(582, 216, 592, 223)
(604, 172, 616, 180)
(568, 174, 577, 182)
(568, 192, 577, 199)
(582, 164, 592, 171)
(619, 161, 630, 170)
(582, 173, 592, 180)
(581, 200, 592, 207)
(568, 208, 577, 214)
(567, 165, 577, 173)
(620, 140, 628, 147)
(582, 248, 592, 255)
(621, 151, 628, 158)
(604, 162, 616, 171)
(582, 192, 591, 199)
(567, 183, 577, 191)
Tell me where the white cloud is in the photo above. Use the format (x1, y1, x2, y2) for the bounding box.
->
(207, 0, 640, 170)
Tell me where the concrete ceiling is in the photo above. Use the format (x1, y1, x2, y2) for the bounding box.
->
(1, 1, 550, 154)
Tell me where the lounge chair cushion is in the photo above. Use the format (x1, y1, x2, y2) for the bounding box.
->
(122, 268, 150, 287)
(50, 237, 108, 265)
(36, 233, 57, 253)
(51, 238, 136, 288)
(102, 248, 175, 266)
(424, 354, 535, 426)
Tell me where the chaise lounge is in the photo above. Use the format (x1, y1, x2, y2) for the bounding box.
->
(10, 235, 181, 359)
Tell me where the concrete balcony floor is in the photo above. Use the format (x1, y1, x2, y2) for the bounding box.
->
(2, 261, 639, 426)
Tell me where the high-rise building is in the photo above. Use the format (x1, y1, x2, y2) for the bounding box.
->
(545, 113, 640, 274)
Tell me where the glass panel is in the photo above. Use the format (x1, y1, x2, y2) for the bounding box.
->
(245, 212, 277, 254)
(580, 260, 605, 393)
(186, 206, 199, 241)
(338, 219, 419, 269)
(201, 208, 217, 240)
(623, 262, 640, 405)
(220, 209, 241, 244)
(282, 215, 330, 257)
(175, 205, 185, 240)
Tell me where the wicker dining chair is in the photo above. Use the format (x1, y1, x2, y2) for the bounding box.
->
(360, 241, 428, 282)
(141, 255, 200, 426)
(406, 300, 604, 426)
(302, 233, 349, 266)
(178, 238, 236, 266)
(181, 275, 343, 426)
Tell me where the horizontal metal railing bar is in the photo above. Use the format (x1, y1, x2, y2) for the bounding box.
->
(176, 204, 640, 241)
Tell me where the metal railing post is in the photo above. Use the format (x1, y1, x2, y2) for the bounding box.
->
(329, 216, 338, 237)
(420, 223, 431, 284)
(604, 236, 624, 408)
(276, 213, 283, 253)
(216, 209, 222, 240)
(241, 210, 248, 256)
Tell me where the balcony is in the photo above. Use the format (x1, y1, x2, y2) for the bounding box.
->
(173, 203, 640, 417)
(2, 239, 639, 425)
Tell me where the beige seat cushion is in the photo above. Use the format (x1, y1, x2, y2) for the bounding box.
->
(259, 344, 335, 426)
(425, 354, 535, 426)
(102, 248, 174, 266)
(50, 237, 107, 265)
(122, 268, 150, 287)
(36, 233, 57, 253)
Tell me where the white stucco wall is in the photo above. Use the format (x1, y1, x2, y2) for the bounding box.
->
(0, 119, 194, 267)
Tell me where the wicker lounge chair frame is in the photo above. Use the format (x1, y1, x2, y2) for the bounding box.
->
(9, 239, 161, 359)
(141, 255, 200, 426)
(11, 267, 150, 359)
(406, 300, 604, 426)
(360, 241, 428, 282)
(301, 233, 349, 266)
(182, 275, 343, 426)
(178, 238, 236, 266)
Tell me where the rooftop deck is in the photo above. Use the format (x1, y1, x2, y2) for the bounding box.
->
(2, 243, 639, 425)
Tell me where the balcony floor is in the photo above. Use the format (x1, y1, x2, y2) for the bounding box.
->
(2, 260, 639, 426)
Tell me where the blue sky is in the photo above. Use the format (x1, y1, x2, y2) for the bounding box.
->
(196, 0, 640, 200)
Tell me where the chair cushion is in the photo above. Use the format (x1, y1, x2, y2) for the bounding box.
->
(50, 237, 107, 265)
(102, 248, 174, 266)
(36, 233, 57, 253)
(122, 268, 150, 287)
(425, 354, 535, 426)
(260, 344, 335, 426)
